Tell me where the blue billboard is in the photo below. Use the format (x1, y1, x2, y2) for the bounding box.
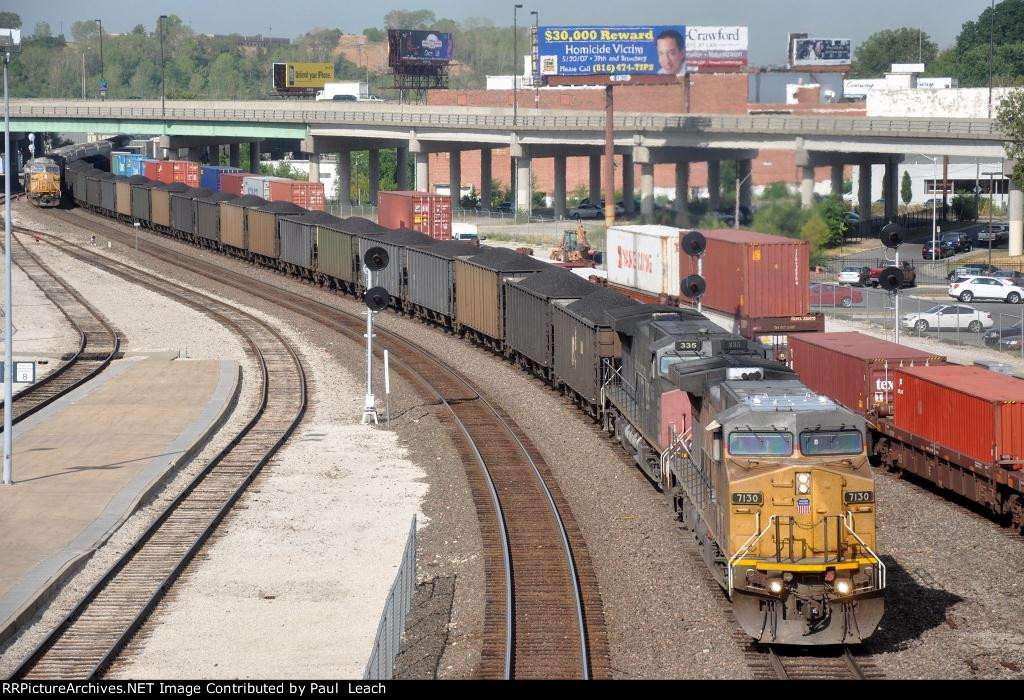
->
(537, 25, 687, 77)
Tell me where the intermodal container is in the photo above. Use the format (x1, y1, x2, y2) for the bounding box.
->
(163, 160, 200, 187)
(505, 269, 596, 371)
(247, 201, 307, 259)
(377, 191, 452, 240)
(315, 218, 388, 285)
(681, 229, 811, 320)
(787, 332, 946, 417)
(893, 365, 1024, 466)
(551, 288, 637, 406)
(279, 211, 346, 271)
(243, 175, 291, 200)
(112, 152, 145, 177)
(356, 229, 436, 303)
(200, 165, 242, 192)
(219, 195, 267, 250)
(406, 240, 480, 322)
(605, 225, 680, 297)
(142, 159, 161, 182)
(453, 248, 549, 343)
(195, 192, 237, 244)
(220, 172, 246, 196)
(268, 179, 325, 210)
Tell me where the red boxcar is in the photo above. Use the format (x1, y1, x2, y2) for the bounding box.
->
(219, 172, 246, 196)
(681, 229, 811, 320)
(377, 191, 452, 240)
(268, 179, 325, 211)
(788, 332, 946, 417)
(893, 365, 1024, 467)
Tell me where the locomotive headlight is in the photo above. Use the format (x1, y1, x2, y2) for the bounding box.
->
(796, 472, 811, 494)
(835, 578, 852, 596)
(768, 579, 784, 594)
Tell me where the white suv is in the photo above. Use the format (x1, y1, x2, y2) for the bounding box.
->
(948, 276, 1024, 304)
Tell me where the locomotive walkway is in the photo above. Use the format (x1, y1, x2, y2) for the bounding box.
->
(0, 354, 238, 646)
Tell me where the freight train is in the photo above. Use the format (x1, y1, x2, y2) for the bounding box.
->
(24, 135, 130, 207)
(45, 156, 889, 645)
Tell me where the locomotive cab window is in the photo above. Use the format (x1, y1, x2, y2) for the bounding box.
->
(727, 431, 793, 456)
(799, 430, 864, 456)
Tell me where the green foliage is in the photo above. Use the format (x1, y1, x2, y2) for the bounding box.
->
(490, 180, 510, 209)
(532, 189, 547, 208)
(384, 10, 437, 29)
(850, 28, 937, 78)
(567, 183, 588, 206)
(699, 214, 725, 229)
(0, 12, 22, 29)
(998, 89, 1024, 185)
(843, 179, 853, 194)
(260, 161, 306, 180)
(752, 201, 809, 240)
(759, 181, 793, 201)
(951, 190, 979, 221)
(460, 191, 480, 209)
(817, 196, 848, 247)
(901, 170, 913, 205)
(939, 0, 1024, 87)
(800, 212, 830, 259)
(363, 27, 385, 43)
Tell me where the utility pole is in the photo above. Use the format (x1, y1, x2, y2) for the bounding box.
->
(512, 4, 523, 127)
(531, 11, 539, 109)
(1, 27, 20, 484)
(160, 16, 168, 117)
(95, 19, 104, 99)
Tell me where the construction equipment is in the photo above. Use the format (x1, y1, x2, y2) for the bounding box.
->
(550, 220, 598, 267)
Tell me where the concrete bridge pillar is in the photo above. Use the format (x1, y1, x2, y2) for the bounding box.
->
(858, 164, 872, 237)
(707, 160, 721, 212)
(554, 155, 567, 220)
(480, 148, 492, 209)
(229, 143, 240, 169)
(640, 162, 655, 223)
(369, 149, 381, 205)
(308, 150, 320, 184)
(1008, 160, 1023, 257)
(831, 164, 844, 197)
(337, 151, 352, 206)
(414, 152, 429, 192)
(675, 161, 690, 226)
(448, 149, 461, 212)
(249, 142, 261, 173)
(800, 165, 815, 210)
(516, 156, 532, 221)
(622, 154, 635, 216)
(884, 157, 898, 220)
(588, 155, 601, 203)
(738, 159, 753, 214)
(166, 147, 179, 160)
(396, 147, 409, 191)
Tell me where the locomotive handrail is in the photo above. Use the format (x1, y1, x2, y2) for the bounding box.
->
(726, 512, 769, 598)
(659, 427, 692, 492)
(844, 512, 887, 590)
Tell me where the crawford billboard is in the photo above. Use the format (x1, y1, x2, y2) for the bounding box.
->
(791, 38, 851, 66)
(538, 25, 688, 78)
(685, 26, 748, 71)
(388, 30, 454, 65)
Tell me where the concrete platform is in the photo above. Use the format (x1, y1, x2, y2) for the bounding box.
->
(0, 354, 240, 644)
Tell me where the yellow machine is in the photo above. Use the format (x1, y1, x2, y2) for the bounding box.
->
(24, 157, 62, 207)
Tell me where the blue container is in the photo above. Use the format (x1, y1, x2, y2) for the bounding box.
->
(200, 165, 242, 193)
(112, 152, 145, 177)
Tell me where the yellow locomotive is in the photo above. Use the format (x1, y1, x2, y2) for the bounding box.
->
(24, 157, 62, 207)
(602, 306, 884, 644)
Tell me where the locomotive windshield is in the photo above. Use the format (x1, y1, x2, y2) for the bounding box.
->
(727, 431, 793, 456)
(799, 430, 864, 456)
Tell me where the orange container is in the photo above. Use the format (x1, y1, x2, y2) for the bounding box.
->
(681, 229, 810, 319)
(167, 160, 200, 188)
(893, 365, 1024, 466)
(377, 191, 452, 240)
(267, 179, 325, 210)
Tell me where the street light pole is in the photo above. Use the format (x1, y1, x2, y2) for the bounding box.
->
(988, 0, 995, 119)
(513, 4, 522, 127)
(159, 16, 168, 118)
(915, 153, 939, 263)
(94, 19, 104, 100)
(1, 28, 20, 484)
(735, 172, 752, 228)
(531, 11, 539, 109)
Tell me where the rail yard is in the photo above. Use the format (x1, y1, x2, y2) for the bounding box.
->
(2, 6, 1024, 683)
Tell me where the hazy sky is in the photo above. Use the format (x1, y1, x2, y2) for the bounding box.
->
(8, 0, 997, 65)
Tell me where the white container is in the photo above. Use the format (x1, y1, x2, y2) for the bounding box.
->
(605, 225, 680, 296)
(242, 175, 290, 200)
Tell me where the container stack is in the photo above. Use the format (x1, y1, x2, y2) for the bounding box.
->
(377, 191, 452, 240)
(112, 152, 145, 177)
(200, 165, 242, 192)
(219, 172, 246, 196)
(267, 179, 325, 210)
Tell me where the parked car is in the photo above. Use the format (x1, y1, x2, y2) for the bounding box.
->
(901, 304, 994, 333)
(946, 262, 1001, 282)
(984, 324, 1024, 351)
(837, 265, 870, 286)
(868, 261, 916, 288)
(992, 269, 1024, 285)
(948, 276, 1024, 304)
(978, 223, 1009, 244)
(713, 205, 755, 226)
(922, 240, 956, 260)
(568, 203, 603, 219)
(809, 283, 863, 308)
(940, 231, 973, 253)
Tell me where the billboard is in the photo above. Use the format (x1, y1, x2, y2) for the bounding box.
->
(388, 30, 454, 65)
(538, 25, 687, 77)
(272, 62, 334, 94)
(792, 38, 851, 66)
(685, 26, 748, 71)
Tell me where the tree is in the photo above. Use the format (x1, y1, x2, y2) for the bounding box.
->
(759, 182, 793, 201)
(0, 12, 21, 29)
(997, 88, 1024, 185)
(363, 27, 385, 42)
(752, 201, 809, 240)
(817, 195, 848, 247)
(800, 211, 830, 256)
(945, 0, 1024, 87)
(70, 20, 99, 42)
(851, 28, 938, 78)
(952, 190, 979, 221)
(33, 21, 51, 38)
(384, 10, 436, 30)
(901, 170, 913, 206)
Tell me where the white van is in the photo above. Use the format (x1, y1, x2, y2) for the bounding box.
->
(452, 223, 480, 244)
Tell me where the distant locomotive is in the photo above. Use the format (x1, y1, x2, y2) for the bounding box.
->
(25, 135, 129, 208)
(602, 308, 884, 644)
(23, 157, 62, 207)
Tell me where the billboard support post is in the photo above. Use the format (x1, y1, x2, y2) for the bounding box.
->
(604, 86, 615, 227)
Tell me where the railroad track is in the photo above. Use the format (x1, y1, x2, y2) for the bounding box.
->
(9, 230, 307, 680)
(748, 644, 880, 680)
(0, 235, 120, 428)
(27, 208, 612, 679)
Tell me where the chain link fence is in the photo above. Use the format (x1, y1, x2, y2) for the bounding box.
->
(811, 282, 1024, 362)
(363, 516, 417, 680)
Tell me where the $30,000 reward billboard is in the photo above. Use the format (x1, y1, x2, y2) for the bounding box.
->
(538, 25, 687, 77)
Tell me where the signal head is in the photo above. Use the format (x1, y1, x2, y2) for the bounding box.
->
(364, 286, 389, 311)
(681, 274, 706, 299)
(878, 266, 904, 291)
(879, 222, 905, 249)
(681, 230, 707, 257)
(364, 246, 389, 271)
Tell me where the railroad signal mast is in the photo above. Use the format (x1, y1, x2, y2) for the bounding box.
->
(680, 230, 707, 313)
(362, 246, 390, 424)
(878, 223, 906, 344)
